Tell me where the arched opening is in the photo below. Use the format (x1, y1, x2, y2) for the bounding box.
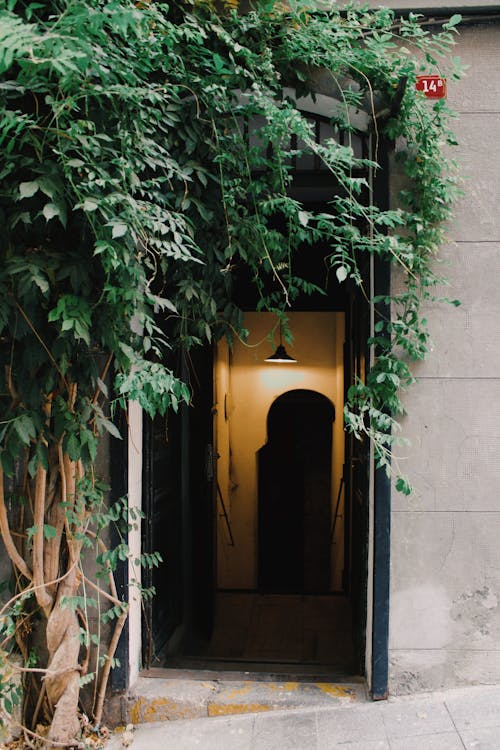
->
(258, 389, 334, 594)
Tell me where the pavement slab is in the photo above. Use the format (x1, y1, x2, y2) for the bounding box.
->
(105, 684, 500, 750)
(461, 726, 500, 750)
(380, 697, 456, 739)
(252, 711, 318, 750)
(316, 705, 387, 747)
(444, 684, 500, 732)
(390, 732, 465, 750)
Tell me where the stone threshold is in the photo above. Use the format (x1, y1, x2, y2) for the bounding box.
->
(123, 669, 367, 724)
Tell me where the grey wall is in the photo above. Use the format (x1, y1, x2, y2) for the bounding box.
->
(388, 23, 500, 693)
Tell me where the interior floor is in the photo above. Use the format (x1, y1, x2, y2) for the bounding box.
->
(165, 592, 356, 677)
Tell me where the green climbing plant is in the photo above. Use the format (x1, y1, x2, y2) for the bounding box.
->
(0, 0, 461, 744)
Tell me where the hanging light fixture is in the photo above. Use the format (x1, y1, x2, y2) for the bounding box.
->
(264, 324, 297, 363)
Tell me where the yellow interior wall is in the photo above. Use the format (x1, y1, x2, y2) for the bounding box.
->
(215, 311, 345, 591)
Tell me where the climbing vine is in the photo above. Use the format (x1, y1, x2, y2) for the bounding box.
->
(0, 0, 461, 744)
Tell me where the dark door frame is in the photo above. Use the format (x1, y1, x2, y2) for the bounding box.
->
(113, 137, 392, 701)
(112, 293, 392, 700)
(370, 135, 392, 701)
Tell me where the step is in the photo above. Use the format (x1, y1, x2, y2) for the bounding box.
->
(123, 669, 366, 724)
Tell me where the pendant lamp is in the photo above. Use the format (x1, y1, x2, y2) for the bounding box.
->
(264, 325, 297, 363)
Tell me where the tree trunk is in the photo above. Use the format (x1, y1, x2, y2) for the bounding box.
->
(1, 437, 121, 746)
(45, 568, 81, 745)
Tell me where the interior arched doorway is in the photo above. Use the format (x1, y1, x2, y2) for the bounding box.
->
(258, 389, 334, 594)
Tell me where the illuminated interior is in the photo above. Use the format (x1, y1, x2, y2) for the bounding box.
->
(215, 311, 346, 593)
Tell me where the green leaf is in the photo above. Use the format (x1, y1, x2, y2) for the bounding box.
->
(395, 476, 412, 495)
(26, 525, 37, 540)
(443, 13, 461, 29)
(336, 266, 348, 283)
(111, 223, 128, 239)
(14, 415, 36, 445)
(65, 432, 80, 461)
(83, 198, 99, 212)
(42, 202, 60, 221)
(43, 524, 57, 540)
(19, 181, 39, 199)
(101, 419, 122, 440)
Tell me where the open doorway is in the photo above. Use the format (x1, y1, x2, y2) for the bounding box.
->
(141, 100, 374, 679)
(141, 304, 370, 679)
(203, 311, 357, 674)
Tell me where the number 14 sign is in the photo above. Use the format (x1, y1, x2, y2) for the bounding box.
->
(416, 75, 447, 99)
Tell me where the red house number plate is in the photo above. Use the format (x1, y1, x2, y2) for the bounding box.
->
(416, 75, 447, 99)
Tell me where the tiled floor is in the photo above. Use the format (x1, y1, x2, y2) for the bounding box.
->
(201, 592, 355, 671)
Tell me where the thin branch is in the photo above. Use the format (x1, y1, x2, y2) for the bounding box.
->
(76, 606, 91, 677)
(92, 352, 114, 405)
(42, 449, 66, 595)
(14, 301, 69, 389)
(86, 531, 118, 600)
(33, 459, 53, 615)
(82, 573, 121, 606)
(0, 558, 79, 618)
(4, 364, 20, 406)
(63, 452, 78, 565)
(31, 681, 46, 731)
(68, 381, 77, 413)
(0, 464, 33, 580)
(12, 664, 82, 677)
(93, 607, 128, 727)
(23, 725, 85, 750)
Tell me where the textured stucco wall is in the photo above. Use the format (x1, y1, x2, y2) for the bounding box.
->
(388, 23, 500, 693)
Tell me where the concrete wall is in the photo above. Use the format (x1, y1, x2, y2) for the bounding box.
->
(388, 22, 500, 693)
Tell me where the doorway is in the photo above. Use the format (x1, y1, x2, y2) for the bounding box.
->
(204, 311, 357, 674)
(258, 389, 334, 594)
(140, 100, 376, 679)
(141, 308, 370, 679)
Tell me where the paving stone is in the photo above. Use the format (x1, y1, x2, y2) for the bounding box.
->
(390, 732, 465, 750)
(461, 726, 500, 750)
(330, 743, 390, 750)
(445, 686, 500, 732)
(252, 710, 318, 750)
(108, 713, 255, 750)
(381, 699, 455, 739)
(105, 685, 500, 750)
(316, 705, 387, 747)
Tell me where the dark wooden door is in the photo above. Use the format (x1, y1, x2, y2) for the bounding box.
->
(142, 346, 215, 664)
(142, 407, 182, 665)
(187, 346, 216, 646)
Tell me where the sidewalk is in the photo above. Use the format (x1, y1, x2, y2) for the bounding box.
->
(105, 683, 500, 749)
